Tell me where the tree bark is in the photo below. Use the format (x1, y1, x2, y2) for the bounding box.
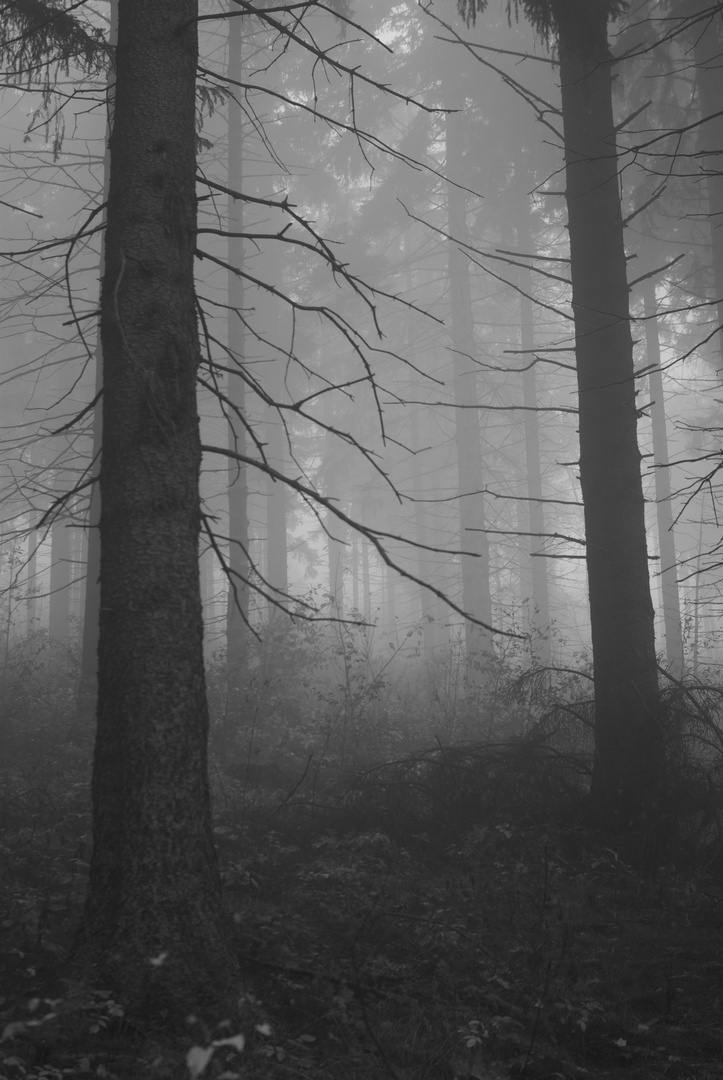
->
(76, 0, 239, 1016)
(554, 0, 663, 823)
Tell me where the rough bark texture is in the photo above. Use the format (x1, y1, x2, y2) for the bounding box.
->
(446, 111, 494, 680)
(77, 0, 239, 1016)
(554, 0, 663, 823)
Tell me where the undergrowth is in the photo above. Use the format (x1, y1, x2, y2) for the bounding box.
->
(1, 634, 723, 1079)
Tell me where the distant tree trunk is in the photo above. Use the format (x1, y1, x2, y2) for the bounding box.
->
(200, 540, 218, 661)
(78, 0, 117, 710)
(446, 110, 494, 682)
(516, 198, 551, 665)
(264, 387, 289, 606)
(685, 0, 723, 362)
(411, 399, 443, 655)
(642, 277, 684, 676)
(226, 9, 250, 697)
(351, 534, 360, 612)
(382, 561, 397, 642)
(25, 521, 38, 633)
(49, 474, 71, 646)
(361, 531, 370, 619)
(76, 0, 239, 1015)
(328, 515, 346, 616)
(556, 0, 663, 823)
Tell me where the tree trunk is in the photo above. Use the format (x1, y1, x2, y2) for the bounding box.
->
(383, 562, 398, 642)
(411, 398, 444, 655)
(25, 521, 38, 634)
(328, 513, 346, 616)
(260, 245, 289, 608)
(361, 531, 370, 620)
(76, 0, 239, 1016)
(642, 276, 684, 677)
(78, 0, 116, 710)
(49, 482, 70, 646)
(555, 0, 663, 823)
(226, 9, 250, 697)
(684, 0, 723, 363)
(446, 110, 494, 682)
(516, 197, 551, 666)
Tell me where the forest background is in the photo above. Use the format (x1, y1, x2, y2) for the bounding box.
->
(2, 1, 723, 1078)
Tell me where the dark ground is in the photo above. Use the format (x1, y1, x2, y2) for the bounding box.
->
(2, 741, 723, 1080)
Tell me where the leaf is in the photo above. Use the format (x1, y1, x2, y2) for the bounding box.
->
(187, 1045, 215, 1078)
(214, 1034, 246, 1052)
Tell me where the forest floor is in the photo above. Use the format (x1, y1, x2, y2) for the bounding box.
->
(2, 757, 723, 1080)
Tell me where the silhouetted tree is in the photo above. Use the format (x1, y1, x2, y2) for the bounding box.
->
(75, 0, 240, 1013)
(457, 0, 664, 825)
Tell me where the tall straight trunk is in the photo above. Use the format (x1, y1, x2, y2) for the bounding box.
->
(239, 209, 289, 611)
(260, 244, 289, 606)
(328, 514, 345, 616)
(403, 265, 443, 654)
(383, 562, 397, 642)
(361, 531, 370, 620)
(264, 388, 289, 605)
(685, 0, 723, 362)
(642, 277, 684, 676)
(516, 199, 551, 665)
(351, 534, 359, 612)
(555, 0, 663, 822)
(226, 10, 250, 693)
(77, 0, 238, 1014)
(79, 0, 117, 708)
(25, 522, 38, 633)
(446, 111, 494, 680)
(49, 480, 71, 645)
(411, 399, 443, 655)
(200, 540, 217, 660)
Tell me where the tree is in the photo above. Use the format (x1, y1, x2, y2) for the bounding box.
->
(225, 8, 251, 700)
(75, 0, 240, 1013)
(447, 109, 495, 680)
(457, 0, 664, 825)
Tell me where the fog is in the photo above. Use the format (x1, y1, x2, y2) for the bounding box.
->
(0, 0, 720, 698)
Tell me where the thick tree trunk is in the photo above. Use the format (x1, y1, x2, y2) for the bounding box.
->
(446, 111, 494, 682)
(555, 0, 663, 823)
(76, 0, 239, 1015)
